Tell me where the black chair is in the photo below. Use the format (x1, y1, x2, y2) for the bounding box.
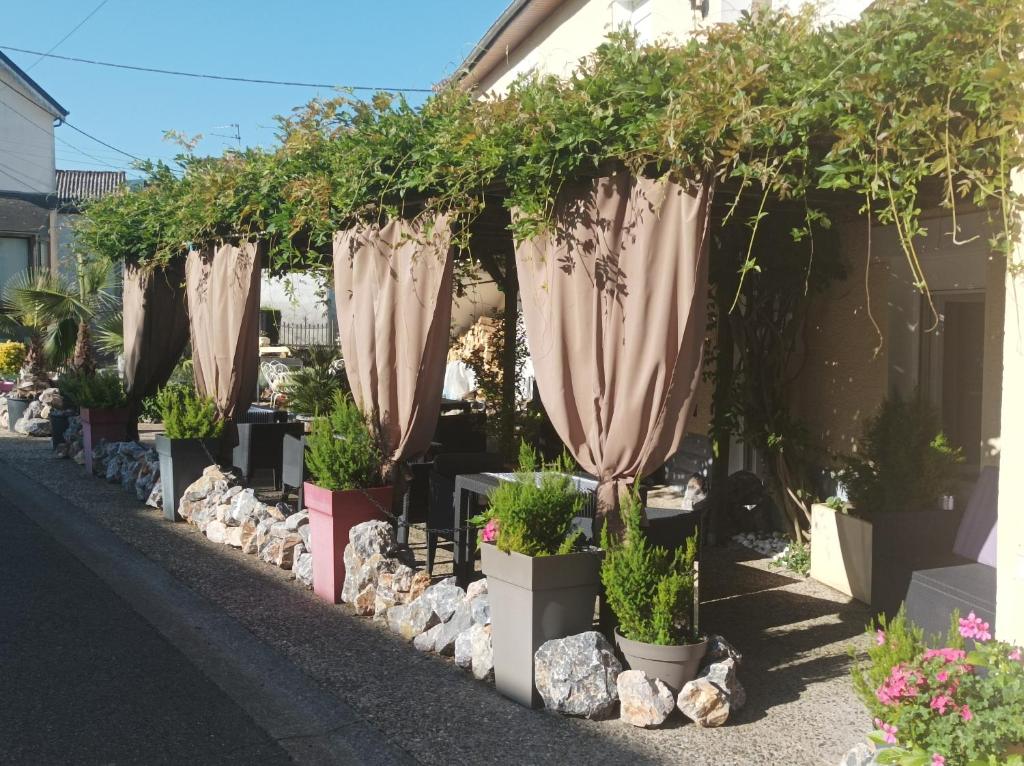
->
(433, 411, 487, 454)
(281, 433, 308, 509)
(427, 452, 505, 575)
(233, 421, 305, 489)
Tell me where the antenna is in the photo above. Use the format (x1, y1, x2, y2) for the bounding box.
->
(211, 123, 241, 148)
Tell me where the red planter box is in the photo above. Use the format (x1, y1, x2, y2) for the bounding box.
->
(304, 482, 393, 604)
(81, 406, 134, 474)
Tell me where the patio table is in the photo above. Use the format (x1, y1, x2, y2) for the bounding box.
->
(449, 472, 598, 587)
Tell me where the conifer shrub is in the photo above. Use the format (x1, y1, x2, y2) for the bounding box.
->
(304, 391, 382, 491)
(601, 490, 699, 646)
(59, 370, 127, 409)
(156, 385, 223, 440)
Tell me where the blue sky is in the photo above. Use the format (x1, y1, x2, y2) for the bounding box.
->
(4, 1, 509, 177)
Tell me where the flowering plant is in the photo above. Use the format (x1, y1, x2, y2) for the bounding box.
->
(851, 609, 1024, 765)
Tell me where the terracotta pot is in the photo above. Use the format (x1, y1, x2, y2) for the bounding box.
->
(304, 482, 392, 604)
(81, 406, 134, 474)
(481, 542, 602, 708)
(614, 630, 708, 692)
(155, 435, 221, 522)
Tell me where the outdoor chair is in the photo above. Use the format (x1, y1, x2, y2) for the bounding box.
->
(432, 410, 487, 454)
(281, 433, 307, 510)
(233, 421, 305, 490)
(427, 451, 505, 575)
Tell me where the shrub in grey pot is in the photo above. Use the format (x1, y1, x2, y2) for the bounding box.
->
(154, 386, 224, 522)
(603, 491, 706, 693)
(477, 444, 601, 708)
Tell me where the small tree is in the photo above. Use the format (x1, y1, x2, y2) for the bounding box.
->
(305, 391, 383, 491)
(156, 385, 223, 440)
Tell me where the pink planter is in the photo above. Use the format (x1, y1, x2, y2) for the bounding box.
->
(304, 482, 393, 604)
(81, 406, 134, 474)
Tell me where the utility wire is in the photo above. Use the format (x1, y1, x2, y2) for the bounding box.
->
(62, 120, 143, 162)
(0, 44, 434, 92)
(27, 0, 110, 70)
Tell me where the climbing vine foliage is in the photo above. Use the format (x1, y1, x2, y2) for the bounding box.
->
(76, 0, 1022, 292)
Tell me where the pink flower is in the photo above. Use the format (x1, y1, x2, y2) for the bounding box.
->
(959, 612, 992, 642)
(874, 719, 898, 745)
(930, 694, 954, 715)
(936, 670, 949, 683)
(932, 755, 945, 766)
(960, 705, 973, 722)
(876, 629, 886, 646)
(1009, 648, 1022, 662)
(923, 648, 966, 663)
(876, 664, 922, 705)
(481, 518, 499, 543)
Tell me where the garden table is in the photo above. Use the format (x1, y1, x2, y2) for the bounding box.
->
(449, 472, 598, 587)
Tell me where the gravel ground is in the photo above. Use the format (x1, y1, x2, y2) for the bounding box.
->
(0, 430, 872, 766)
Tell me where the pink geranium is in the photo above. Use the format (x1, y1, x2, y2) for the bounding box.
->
(877, 664, 922, 705)
(960, 705, 973, 722)
(481, 518, 499, 543)
(930, 694, 954, 715)
(931, 755, 945, 766)
(923, 647, 966, 663)
(874, 718, 899, 745)
(959, 612, 992, 642)
(1009, 648, 1022, 662)
(876, 629, 886, 646)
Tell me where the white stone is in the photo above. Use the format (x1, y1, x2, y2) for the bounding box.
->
(617, 670, 675, 728)
(534, 632, 621, 719)
(205, 520, 228, 544)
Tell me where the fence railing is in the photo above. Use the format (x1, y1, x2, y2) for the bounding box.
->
(278, 320, 338, 348)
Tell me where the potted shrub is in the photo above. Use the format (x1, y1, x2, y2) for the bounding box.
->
(303, 391, 389, 604)
(72, 370, 132, 474)
(810, 394, 963, 615)
(475, 443, 601, 708)
(154, 385, 224, 522)
(0, 340, 26, 386)
(602, 489, 706, 692)
(850, 608, 1024, 765)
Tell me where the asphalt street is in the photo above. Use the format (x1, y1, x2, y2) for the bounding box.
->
(0, 490, 293, 765)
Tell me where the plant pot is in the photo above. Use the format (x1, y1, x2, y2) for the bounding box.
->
(304, 482, 393, 604)
(614, 630, 708, 693)
(481, 542, 602, 708)
(6, 397, 30, 432)
(809, 503, 963, 616)
(156, 435, 220, 522)
(81, 406, 134, 474)
(50, 411, 74, 450)
(259, 308, 281, 346)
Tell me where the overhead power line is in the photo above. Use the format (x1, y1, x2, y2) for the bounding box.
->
(62, 120, 143, 162)
(27, 0, 110, 70)
(0, 44, 434, 93)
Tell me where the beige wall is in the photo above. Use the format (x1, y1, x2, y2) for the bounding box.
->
(0, 67, 57, 195)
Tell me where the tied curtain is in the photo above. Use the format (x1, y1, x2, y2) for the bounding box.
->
(333, 216, 454, 481)
(122, 256, 190, 407)
(184, 242, 263, 424)
(515, 172, 712, 527)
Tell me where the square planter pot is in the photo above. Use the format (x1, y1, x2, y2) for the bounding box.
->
(6, 397, 30, 433)
(50, 411, 75, 451)
(304, 482, 393, 604)
(809, 503, 963, 616)
(481, 543, 602, 708)
(81, 407, 134, 475)
(156, 435, 220, 522)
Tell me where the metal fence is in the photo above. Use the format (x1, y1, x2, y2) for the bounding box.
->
(278, 320, 338, 348)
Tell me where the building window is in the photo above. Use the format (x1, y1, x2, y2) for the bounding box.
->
(0, 236, 32, 292)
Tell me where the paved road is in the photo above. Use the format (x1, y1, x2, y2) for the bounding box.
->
(0, 490, 293, 765)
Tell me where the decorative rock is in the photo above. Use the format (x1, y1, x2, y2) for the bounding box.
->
(298, 524, 311, 549)
(205, 520, 228, 544)
(227, 489, 263, 526)
(259, 533, 301, 569)
(224, 526, 245, 548)
(617, 670, 675, 728)
(146, 483, 163, 509)
(839, 742, 876, 766)
(470, 596, 490, 626)
(183, 466, 229, 502)
(465, 578, 488, 601)
(698, 657, 745, 711)
(14, 417, 51, 437)
(433, 601, 473, 656)
(534, 632, 621, 719)
(269, 521, 292, 539)
(407, 570, 430, 602)
(350, 520, 395, 560)
(38, 387, 63, 407)
(293, 552, 313, 588)
(266, 502, 288, 521)
(353, 584, 377, 616)
(413, 623, 445, 652)
(387, 598, 440, 640)
(677, 677, 730, 727)
(24, 399, 43, 419)
(422, 583, 465, 623)
(705, 634, 743, 665)
(285, 510, 309, 531)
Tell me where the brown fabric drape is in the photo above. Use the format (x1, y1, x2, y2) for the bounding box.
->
(333, 216, 454, 478)
(515, 172, 712, 525)
(122, 257, 190, 404)
(185, 242, 262, 422)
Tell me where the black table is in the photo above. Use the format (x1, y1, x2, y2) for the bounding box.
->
(450, 472, 598, 587)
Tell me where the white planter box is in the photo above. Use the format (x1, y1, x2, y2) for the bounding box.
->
(810, 503, 872, 604)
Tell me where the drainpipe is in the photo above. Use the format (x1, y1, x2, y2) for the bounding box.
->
(48, 208, 59, 272)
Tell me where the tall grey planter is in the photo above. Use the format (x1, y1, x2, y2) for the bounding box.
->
(155, 435, 219, 522)
(481, 543, 602, 708)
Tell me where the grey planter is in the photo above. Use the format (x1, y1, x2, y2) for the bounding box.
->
(481, 543, 602, 708)
(614, 630, 708, 692)
(50, 411, 73, 450)
(6, 397, 30, 432)
(156, 434, 219, 522)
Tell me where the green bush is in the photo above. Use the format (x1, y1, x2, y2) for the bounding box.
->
(601, 490, 699, 646)
(474, 442, 583, 557)
(841, 393, 962, 515)
(156, 385, 223, 440)
(281, 364, 344, 416)
(304, 391, 382, 491)
(0, 341, 27, 378)
(58, 369, 127, 409)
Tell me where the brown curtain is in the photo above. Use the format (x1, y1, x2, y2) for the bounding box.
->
(515, 172, 712, 525)
(122, 256, 190, 405)
(333, 216, 454, 478)
(185, 242, 263, 423)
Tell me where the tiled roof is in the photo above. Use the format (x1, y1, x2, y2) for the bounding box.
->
(56, 169, 126, 204)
